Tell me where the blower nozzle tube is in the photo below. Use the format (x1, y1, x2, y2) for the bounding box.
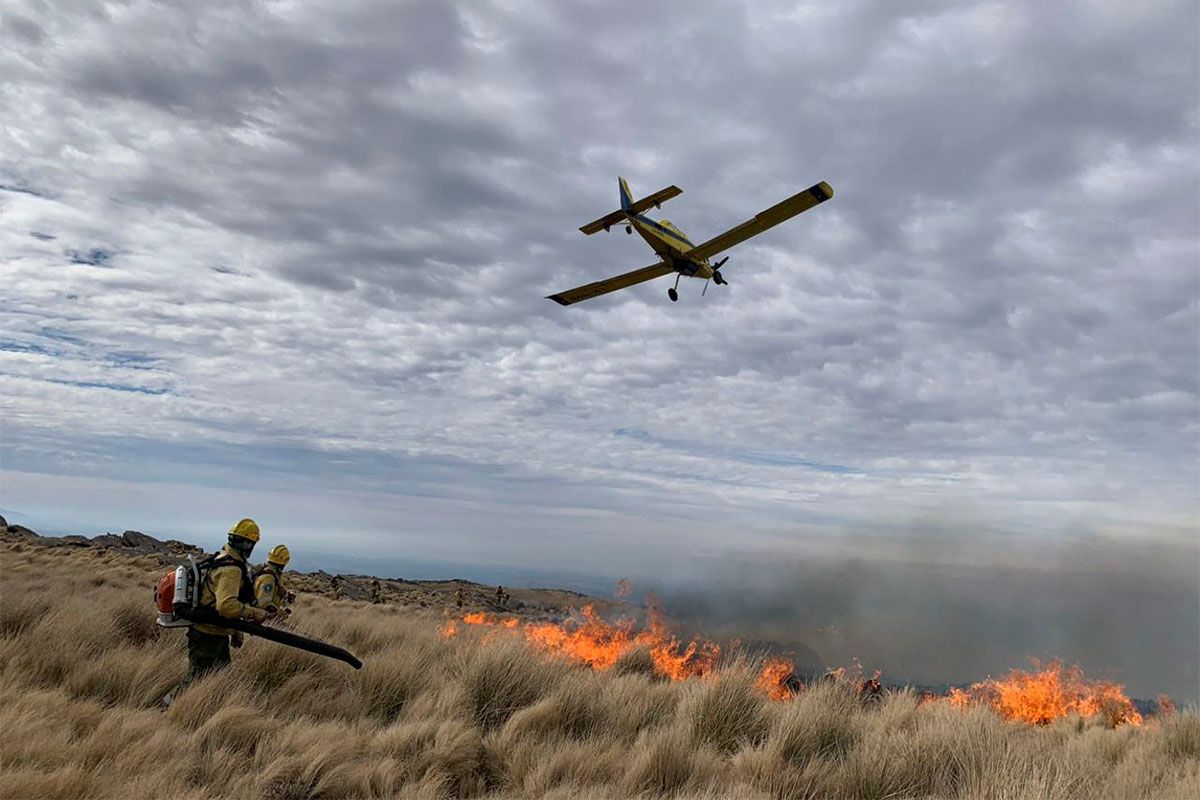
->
(177, 607, 362, 669)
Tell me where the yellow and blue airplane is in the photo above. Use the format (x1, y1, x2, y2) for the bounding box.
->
(547, 176, 834, 305)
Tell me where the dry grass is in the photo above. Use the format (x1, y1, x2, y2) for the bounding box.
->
(1, 539, 1196, 799)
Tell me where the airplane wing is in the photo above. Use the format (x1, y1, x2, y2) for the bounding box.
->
(579, 185, 683, 235)
(686, 181, 833, 261)
(546, 261, 674, 306)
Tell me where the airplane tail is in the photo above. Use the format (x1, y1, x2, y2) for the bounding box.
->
(578, 181, 682, 235)
(618, 177, 634, 210)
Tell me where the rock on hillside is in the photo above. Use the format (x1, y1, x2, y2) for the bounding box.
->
(0, 514, 40, 539)
(1, 519, 203, 561)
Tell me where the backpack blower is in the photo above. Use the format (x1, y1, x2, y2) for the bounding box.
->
(154, 555, 362, 669)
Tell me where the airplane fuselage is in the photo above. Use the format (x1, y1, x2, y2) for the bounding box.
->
(621, 210, 715, 280)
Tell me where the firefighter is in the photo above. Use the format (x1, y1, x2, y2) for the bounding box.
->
(163, 519, 272, 707)
(495, 585, 504, 607)
(859, 677, 883, 705)
(255, 544, 295, 618)
(330, 575, 342, 599)
(454, 586, 465, 609)
(370, 578, 382, 604)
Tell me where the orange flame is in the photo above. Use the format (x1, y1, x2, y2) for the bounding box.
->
(946, 660, 1143, 726)
(445, 603, 727, 681)
(756, 657, 797, 700)
(442, 611, 1154, 727)
(526, 604, 721, 680)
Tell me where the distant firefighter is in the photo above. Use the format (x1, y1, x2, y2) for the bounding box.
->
(454, 586, 465, 609)
(495, 585, 505, 607)
(370, 578, 382, 604)
(859, 677, 884, 705)
(330, 575, 342, 600)
(254, 544, 295, 618)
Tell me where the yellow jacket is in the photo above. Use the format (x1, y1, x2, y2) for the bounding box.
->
(195, 545, 269, 635)
(254, 566, 291, 612)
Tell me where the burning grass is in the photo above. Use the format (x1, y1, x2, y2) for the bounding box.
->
(444, 604, 721, 681)
(947, 660, 1146, 727)
(443, 606, 1162, 731)
(1, 537, 1197, 799)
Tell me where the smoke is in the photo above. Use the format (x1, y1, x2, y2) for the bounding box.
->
(661, 519, 1200, 702)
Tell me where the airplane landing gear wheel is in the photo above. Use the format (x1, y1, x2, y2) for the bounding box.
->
(668, 288, 678, 302)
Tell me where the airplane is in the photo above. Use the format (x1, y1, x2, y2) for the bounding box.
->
(546, 176, 834, 306)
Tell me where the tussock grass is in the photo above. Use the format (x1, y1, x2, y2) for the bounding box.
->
(767, 679, 864, 766)
(1164, 713, 1200, 760)
(1, 538, 1196, 799)
(461, 638, 568, 730)
(612, 645, 658, 678)
(357, 652, 431, 723)
(679, 665, 768, 754)
(0, 595, 51, 638)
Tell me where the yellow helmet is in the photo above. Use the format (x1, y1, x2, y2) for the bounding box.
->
(267, 544, 290, 566)
(228, 518, 261, 543)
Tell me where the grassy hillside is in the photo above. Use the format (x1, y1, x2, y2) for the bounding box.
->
(1, 537, 1197, 799)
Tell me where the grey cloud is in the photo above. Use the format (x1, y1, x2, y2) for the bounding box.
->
(0, 181, 50, 198)
(2, 12, 44, 44)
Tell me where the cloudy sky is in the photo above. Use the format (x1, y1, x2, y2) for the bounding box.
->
(2, 0, 1198, 688)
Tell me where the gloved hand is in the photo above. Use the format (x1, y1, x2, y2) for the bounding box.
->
(230, 631, 244, 649)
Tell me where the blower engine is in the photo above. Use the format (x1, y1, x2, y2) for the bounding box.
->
(154, 560, 200, 628)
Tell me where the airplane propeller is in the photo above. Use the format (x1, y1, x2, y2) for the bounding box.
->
(711, 256, 730, 286)
(703, 257, 732, 296)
